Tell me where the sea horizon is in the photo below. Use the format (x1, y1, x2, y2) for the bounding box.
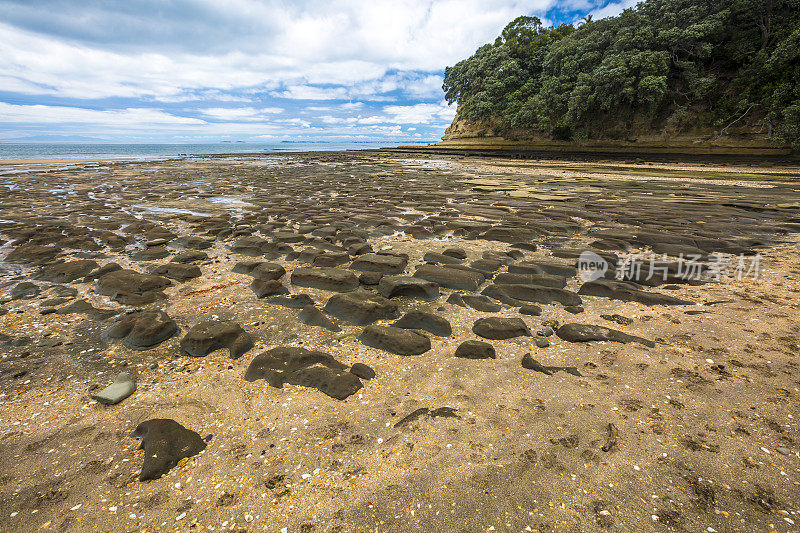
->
(0, 140, 436, 162)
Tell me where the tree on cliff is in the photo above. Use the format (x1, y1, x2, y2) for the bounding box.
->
(442, 0, 800, 144)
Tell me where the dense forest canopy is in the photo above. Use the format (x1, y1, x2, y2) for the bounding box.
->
(442, 0, 800, 144)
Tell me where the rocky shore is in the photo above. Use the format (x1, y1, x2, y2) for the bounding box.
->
(0, 151, 799, 532)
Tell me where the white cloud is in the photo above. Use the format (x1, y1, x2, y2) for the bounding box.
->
(383, 102, 456, 124)
(588, 0, 640, 19)
(0, 103, 204, 125)
(199, 107, 283, 121)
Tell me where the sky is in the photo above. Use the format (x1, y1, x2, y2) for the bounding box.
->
(0, 0, 638, 143)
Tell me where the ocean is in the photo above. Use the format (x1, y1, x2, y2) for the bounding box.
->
(0, 141, 428, 161)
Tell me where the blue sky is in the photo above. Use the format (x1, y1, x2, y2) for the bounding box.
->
(0, 0, 637, 143)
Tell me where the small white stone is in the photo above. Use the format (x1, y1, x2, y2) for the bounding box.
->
(176, 512, 186, 520)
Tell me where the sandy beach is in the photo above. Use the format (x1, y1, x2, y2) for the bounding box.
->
(0, 150, 799, 532)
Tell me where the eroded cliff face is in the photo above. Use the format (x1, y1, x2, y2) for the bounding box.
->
(439, 109, 794, 156)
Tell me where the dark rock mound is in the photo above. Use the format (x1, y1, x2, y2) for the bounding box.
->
(180, 321, 254, 359)
(350, 362, 376, 380)
(442, 247, 467, 260)
(323, 292, 399, 325)
(230, 236, 274, 256)
(422, 251, 462, 264)
(462, 294, 501, 312)
(96, 269, 171, 305)
(251, 278, 289, 298)
(298, 305, 341, 332)
(413, 264, 483, 291)
(350, 253, 408, 275)
(556, 323, 655, 347)
(150, 263, 202, 281)
(131, 419, 207, 481)
(171, 236, 213, 250)
(11, 282, 39, 300)
(291, 267, 359, 292)
(377, 276, 439, 301)
(83, 262, 122, 282)
(358, 271, 383, 286)
(454, 340, 496, 359)
(34, 260, 99, 283)
(472, 317, 531, 340)
(519, 304, 543, 316)
(521, 353, 581, 376)
(578, 279, 693, 306)
(104, 310, 178, 349)
(358, 325, 431, 355)
(244, 346, 363, 400)
(393, 310, 452, 337)
(131, 246, 170, 261)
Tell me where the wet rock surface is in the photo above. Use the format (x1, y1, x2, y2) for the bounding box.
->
(104, 310, 179, 350)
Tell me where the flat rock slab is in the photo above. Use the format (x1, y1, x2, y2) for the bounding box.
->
(5, 244, 61, 265)
(488, 284, 582, 306)
(578, 279, 693, 306)
(359, 325, 431, 355)
(230, 236, 273, 256)
(10, 282, 39, 300)
(556, 323, 655, 347)
(377, 276, 439, 301)
(291, 267, 358, 292)
(131, 246, 170, 261)
(131, 419, 207, 481)
(479, 226, 540, 243)
(393, 310, 452, 337)
(251, 279, 289, 298)
(494, 272, 567, 289)
(104, 310, 178, 350)
(150, 263, 202, 281)
(56, 300, 118, 320)
(34, 260, 99, 283)
(473, 317, 531, 340)
(244, 346, 365, 400)
(422, 251, 463, 264)
(454, 340, 496, 359)
(96, 269, 171, 305)
(171, 236, 213, 250)
(91, 372, 136, 405)
(413, 264, 484, 291)
(350, 253, 408, 274)
(180, 321, 254, 359)
(323, 292, 399, 325)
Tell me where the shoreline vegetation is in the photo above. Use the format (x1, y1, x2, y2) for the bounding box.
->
(439, 0, 800, 152)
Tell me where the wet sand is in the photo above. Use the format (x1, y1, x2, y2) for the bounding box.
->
(0, 151, 799, 532)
